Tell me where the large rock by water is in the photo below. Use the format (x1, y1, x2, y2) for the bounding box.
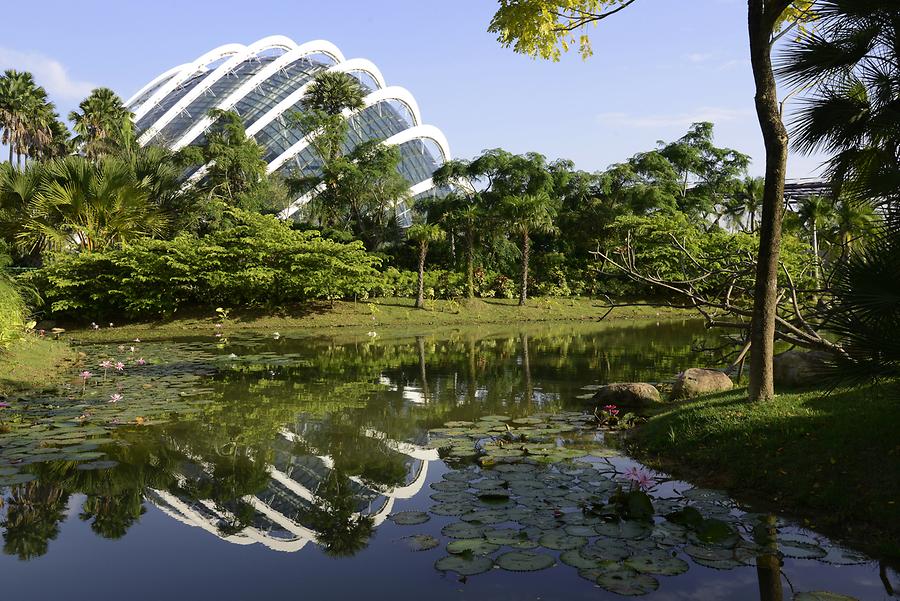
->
(592, 383, 662, 408)
(672, 368, 733, 399)
(773, 350, 831, 387)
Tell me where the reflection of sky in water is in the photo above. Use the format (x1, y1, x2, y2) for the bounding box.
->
(0, 321, 895, 600)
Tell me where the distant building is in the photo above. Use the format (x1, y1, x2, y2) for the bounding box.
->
(127, 36, 451, 222)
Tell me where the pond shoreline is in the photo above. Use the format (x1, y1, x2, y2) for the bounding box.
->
(628, 382, 900, 564)
(45, 297, 695, 342)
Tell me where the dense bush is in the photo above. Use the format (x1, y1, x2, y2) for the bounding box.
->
(0, 247, 27, 348)
(29, 209, 382, 320)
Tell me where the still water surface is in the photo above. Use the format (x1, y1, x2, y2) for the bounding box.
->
(0, 320, 894, 600)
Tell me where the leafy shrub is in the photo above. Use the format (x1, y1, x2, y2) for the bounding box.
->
(30, 209, 383, 320)
(0, 247, 27, 348)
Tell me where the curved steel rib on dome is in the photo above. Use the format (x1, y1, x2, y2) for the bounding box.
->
(169, 40, 346, 151)
(137, 35, 298, 146)
(128, 35, 452, 217)
(132, 42, 246, 124)
(146, 428, 438, 553)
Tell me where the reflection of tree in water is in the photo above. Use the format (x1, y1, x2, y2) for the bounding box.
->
(2, 483, 69, 560)
(79, 490, 146, 539)
(298, 470, 374, 557)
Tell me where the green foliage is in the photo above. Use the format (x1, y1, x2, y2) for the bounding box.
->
(68, 87, 133, 161)
(30, 208, 383, 319)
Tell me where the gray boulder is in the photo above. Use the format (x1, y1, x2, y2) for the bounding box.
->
(773, 350, 831, 387)
(672, 368, 733, 399)
(592, 382, 662, 408)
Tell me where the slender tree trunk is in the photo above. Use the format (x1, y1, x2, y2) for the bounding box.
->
(466, 233, 475, 299)
(519, 231, 530, 306)
(416, 335, 429, 403)
(811, 222, 821, 289)
(7, 141, 12, 166)
(755, 515, 784, 601)
(521, 333, 533, 405)
(415, 241, 427, 309)
(748, 0, 790, 403)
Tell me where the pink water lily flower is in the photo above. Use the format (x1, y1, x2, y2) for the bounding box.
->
(603, 404, 620, 416)
(114, 362, 125, 371)
(624, 466, 655, 490)
(80, 371, 92, 380)
(0, 402, 10, 408)
(109, 393, 123, 404)
(100, 360, 113, 369)
(136, 358, 146, 365)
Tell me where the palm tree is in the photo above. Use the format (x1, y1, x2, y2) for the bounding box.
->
(832, 199, 879, 258)
(0, 70, 52, 168)
(734, 176, 764, 233)
(69, 88, 134, 161)
(499, 191, 557, 306)
(16, 156, 169, 253)
(407, 223, 445, 309)
(778, 0, 900, 209)
(796, 195, 834, 288)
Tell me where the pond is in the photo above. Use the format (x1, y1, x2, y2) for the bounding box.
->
(0, 319, 894, 600)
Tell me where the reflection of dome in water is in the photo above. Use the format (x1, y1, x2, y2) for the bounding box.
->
(147, 428, 438, 552)
(126, 35, 451, 222)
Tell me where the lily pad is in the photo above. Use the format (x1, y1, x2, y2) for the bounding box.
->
(780, 540, 827, 560)
(539, 529, 587, 551)
(625, 550, 690, 576)
(441, 522, 485, 539)
(460, 509, 510, 524)
(495, 550, 556, 572)
(483, 528, 538, 549)
(447, 538, 500, 556)
(434, 554, 494, 576)
(399, 535, 440, 552)
(596, 567, 660, 596)
(430, 502, 474, 516)
(389, 511, 431, 526)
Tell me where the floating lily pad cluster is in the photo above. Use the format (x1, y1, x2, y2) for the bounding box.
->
(0, 340, 224, 481)
(409, 414, 867, 597)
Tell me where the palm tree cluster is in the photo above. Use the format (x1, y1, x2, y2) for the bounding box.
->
(779, 0, 900, 209)
(0, 70, 70, 167)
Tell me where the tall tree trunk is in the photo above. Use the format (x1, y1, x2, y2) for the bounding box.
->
(748, 0, 790, 403)
(466, 233, 475, 299)
(755, 515, 784, 601)
(811, 221, 821, 289)
(519, 231, 530, 306)
(416, 335, 429, 403)
(415, 241, 427, 309)
(521, 333, 533, 405)
(7, 140, 12, 166)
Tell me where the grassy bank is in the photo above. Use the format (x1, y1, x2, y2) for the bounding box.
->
(0, 337, 78, 397)
(631, 381, 900, 559)
(62, 297, 692, 340)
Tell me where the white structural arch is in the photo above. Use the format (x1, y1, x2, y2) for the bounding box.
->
(128, 35, 452, 215)
(169, 40, 346, 151)
(138, 35, 298, 145)
(265, 85, 424, 175)
(125, 63, 190, 112)
(244, 57, 386, 139)
(147, 427, 437, 553)
(132, 42, 246, 124)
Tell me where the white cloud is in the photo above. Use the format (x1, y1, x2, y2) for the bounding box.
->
(685, 52, 713, 63)
(0, 47, 95, 103)
(597, 107, 754, 129)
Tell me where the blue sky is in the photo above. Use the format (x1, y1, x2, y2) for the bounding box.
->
(1, 0, 824, 178)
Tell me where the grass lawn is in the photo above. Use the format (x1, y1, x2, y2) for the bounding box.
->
(0, 337, 79, 397)
(62, 297, 692, 341)
(631, 380, 900, 559)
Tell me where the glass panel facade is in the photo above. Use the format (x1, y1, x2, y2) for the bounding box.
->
(148, 56, 280, 147)
(127, 72, 179, 112)
(135, 70, 210, 134)
(260, 98, 414, 165)
(232, 55, 335, 129)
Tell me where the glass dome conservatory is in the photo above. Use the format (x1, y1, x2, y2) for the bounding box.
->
(125, 35, 451, 220)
